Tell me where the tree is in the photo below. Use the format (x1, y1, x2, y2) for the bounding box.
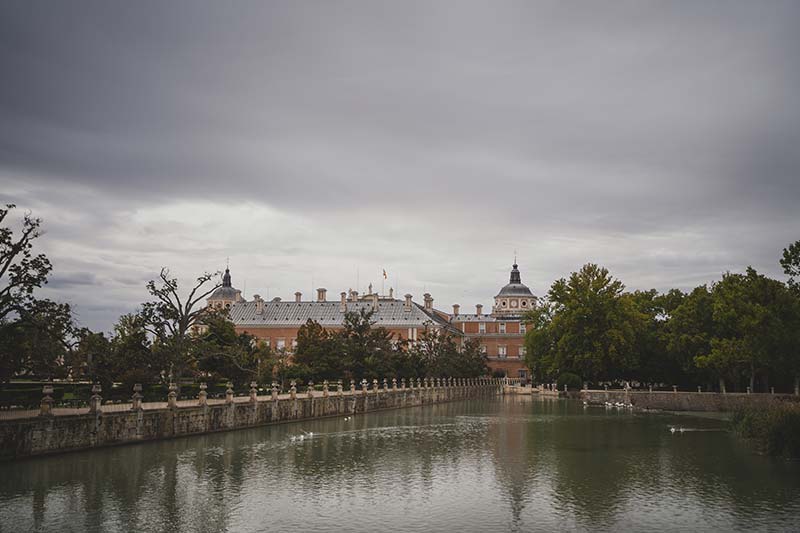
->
(664, 286, 717, 389)
(139, 268, 221, 382)
(695, 268, 798, 392)
(0, 204, 52, 322)
(527, 264, 643, 384)
(293, 319, 346, 381)
(0, 299, 75, 384)
(339, 309, 399, 380)
(195, 310, 272, 387)
(780, 240, 800, 293)
(409, 328, 488, 378)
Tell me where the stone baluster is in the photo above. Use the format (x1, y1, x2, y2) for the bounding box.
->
(308, 380, 315, 399)
(290, 380, 297, 400)
(271, 381, 279, 400)
(89, 383, 102, 414)
(337, 379, 344, 396)
(323, 380, 330, 397)
(401, 378, 406, 390)
(350, 380, 356, 395)
(392, 378, 398, 390)
(250, 381, 259, 403)
(361, 379, 368, 395)
(372, 378, 379, 393)
(383, 378, 389, 392)
(39, 383, 54, 417)
(225, 381, 234, 404)
(133, 383, 144, 410)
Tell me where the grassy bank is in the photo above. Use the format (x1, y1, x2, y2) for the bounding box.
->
(731, 402, 800, 458)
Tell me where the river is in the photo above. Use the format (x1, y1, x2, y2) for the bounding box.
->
(1, 396, 798, 532)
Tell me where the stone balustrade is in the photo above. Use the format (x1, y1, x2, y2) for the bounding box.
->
(0, 377, 503, 460)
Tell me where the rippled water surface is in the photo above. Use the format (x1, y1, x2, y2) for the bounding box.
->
(2, 397, 799, 532)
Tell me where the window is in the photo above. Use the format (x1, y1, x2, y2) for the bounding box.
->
(276, 338, 286, 350)
(499, 322, 506, 334)
(501, 300, 507, 307)
(291, 338, 297, 349)
(480, 345, 487, 354)
(519, 346, 526, 357)
(520, 323, 526, 334)
(521, 300, 528, 307)
(264, 339, 271, 348)
(478, 322, 486, 334)
(510, 299, 518, 308)
(498, 345, 507, 358)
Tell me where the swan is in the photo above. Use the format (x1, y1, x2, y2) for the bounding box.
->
(670, 427, 676, 434)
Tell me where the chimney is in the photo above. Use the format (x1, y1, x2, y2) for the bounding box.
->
(476, 304, 483, 315)
(372, 293, 379, 311)
(254, 294, 264, 314)
(317, 288, 327, 302)
(423, 293, 433, 311)
(389, 287, 394, 298)
(295, 291, 302, 303)
(404, 293, 413, 311)
(452, 304, 460, 315)
(350, 290, 359, 302)
(340, 292, 347, 312)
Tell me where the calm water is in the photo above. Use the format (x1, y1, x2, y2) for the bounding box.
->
(1, 397, 799, 532)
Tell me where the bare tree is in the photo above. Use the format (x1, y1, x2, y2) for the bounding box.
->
(0, 204, 52, 321)
(140, 268, 221, 381)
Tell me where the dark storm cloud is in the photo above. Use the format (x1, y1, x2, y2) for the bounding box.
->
(1, 0, 799, 330)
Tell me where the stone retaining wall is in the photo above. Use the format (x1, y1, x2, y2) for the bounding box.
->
(0, 380, 501, 460)
(581, 389, 799, 411)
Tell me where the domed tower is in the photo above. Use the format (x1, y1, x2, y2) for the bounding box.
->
(207, 267, 245, 309)
(492, 263, 535, 317)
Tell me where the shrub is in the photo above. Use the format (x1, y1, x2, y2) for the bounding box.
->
(731, 403, 800, 458)
(557, 372, 583, 391)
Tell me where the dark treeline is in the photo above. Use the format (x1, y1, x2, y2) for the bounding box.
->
(525, 243, 800, 393)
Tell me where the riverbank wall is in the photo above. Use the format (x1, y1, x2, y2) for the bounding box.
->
(581, 389, 799, 411)
(0, 379, 501, 461)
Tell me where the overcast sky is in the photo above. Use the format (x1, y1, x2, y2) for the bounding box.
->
(2, 1, 799, 332)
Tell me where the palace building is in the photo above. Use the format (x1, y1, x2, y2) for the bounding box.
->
(211, 263, 535, 379)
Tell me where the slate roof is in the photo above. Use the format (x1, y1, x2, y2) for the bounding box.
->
(229, 299, 456, 331)
(449, 314, 498, 322)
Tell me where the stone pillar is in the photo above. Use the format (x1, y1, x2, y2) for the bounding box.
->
(648, 384, 652, 393)
(39, 383, 54, 417)
(337, 379, 344, 396)
(250, 381, 259, 403)
(168, 382, 178, 409)
(308, 381, 315, 399)
(564, 383, 567, 392)
(584, 382, 589, 391)
(672, 385, 677, 393)
(383, 378, 389, 392)
(89, 383, 102, 414)
(133, 383, 144, 410)
(372, 379, 379, 393)
(746, 386, 751, 394)
(350, 380, 356, 395)
(271, 381, 279, 400)
(361, 379, 368, 395)
(290, 380, 297, 400)
(697, 386, 702, 393)
(323, 380, 330, 397)
(771, 387, 775, 395)
(197, 383, 207, 406)
(226, 382, 234, 404)
(401, 378, 406, 390)
(392, 378, 398, 391)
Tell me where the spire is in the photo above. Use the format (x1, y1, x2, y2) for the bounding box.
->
(509, 262, 521, 284)
(222, 267, 232, 288)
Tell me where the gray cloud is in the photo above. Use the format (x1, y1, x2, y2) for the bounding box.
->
(1, 1, 799, 331)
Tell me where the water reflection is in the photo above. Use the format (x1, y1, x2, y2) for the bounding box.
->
(1, 397, 799, 532)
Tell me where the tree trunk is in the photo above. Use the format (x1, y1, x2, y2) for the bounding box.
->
(719, 377, 726, 394)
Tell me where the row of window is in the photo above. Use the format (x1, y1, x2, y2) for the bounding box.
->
(478, 345, 526, 357)
(475, 322, 526, 334)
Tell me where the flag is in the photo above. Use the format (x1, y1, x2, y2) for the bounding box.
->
(383, 269, 387, 279)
